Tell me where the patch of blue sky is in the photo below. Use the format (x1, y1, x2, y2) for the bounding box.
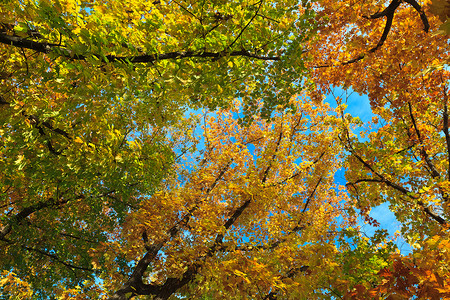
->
(326, 86, 373, 123)
(366, 202, 412, 254)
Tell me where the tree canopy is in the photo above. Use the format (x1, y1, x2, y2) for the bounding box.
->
(0, 0, 449, 299)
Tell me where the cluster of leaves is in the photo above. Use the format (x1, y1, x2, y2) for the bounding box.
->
(346, 233, 450, 299)
(335, 229, 397, 293)
(0, 0, 449, 299)
(430, 0, 450, 34)
(0, 0, 317, 121)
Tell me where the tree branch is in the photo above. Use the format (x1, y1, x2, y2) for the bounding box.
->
(21, 244, 94, 272)
(301, 177, 322, 212)
(403, 0, 430, 32)
(0, 32, 280, 63)
(263, 266, 309, 299)
(227, 0, 263, 50)
(341, 0, 400, 65)
(110, 121, 324, 299)
(443, 103, 450, 181)
(407, 102, 440, 178)
(262, 128, 283, 183)
(1, 233, 94, 274)
(363, 0, 401, 20)
(133, 194, 254, 300)
(341, 121, 447, 226)
(268, 152, 325, 187)
(348, 178, 447, 225)
(20, 111, 71, 155)
(0, 196, 72, 241)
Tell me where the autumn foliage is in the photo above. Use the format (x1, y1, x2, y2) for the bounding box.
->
(0, 0, 449, 299)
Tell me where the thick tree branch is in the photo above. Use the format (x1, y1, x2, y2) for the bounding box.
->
(111, 129, 290, 299)
(137, 194, 254, 300)
(142, 136, 318, 298)
(111, 120, 327, 299)
(364, 1, 397, 51)
(403, 0, 430, 32)
(0, 33, 60, 53)
(443, 103, 450, 181)
(417, 200, 447, 225)
(114, 200, 249, 300)
(0, 196, 71, 241)
(364, 0, 402, 19)
(341, 0, 401, 65)
(0, 32, 280, 63)
(302, 178, 322, 215)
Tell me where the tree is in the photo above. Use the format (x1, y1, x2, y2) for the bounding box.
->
(303, 0, 450, 297)
(104, 99, 347, 299)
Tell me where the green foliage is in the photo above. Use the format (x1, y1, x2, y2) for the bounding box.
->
(337, 228, 397, 289)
